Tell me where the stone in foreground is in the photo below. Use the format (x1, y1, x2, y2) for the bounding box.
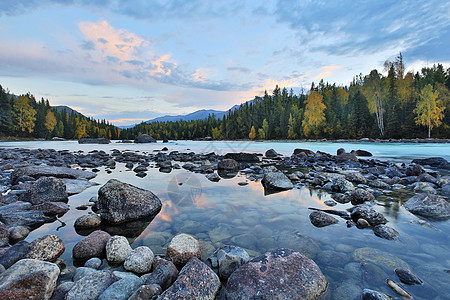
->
(211, 245, 250, 279)
(97, 179, 162, 224)
(25, 234, 65, 262)
(0, 259, 60, 300)
(72, 230, 110, 260)
(166, 233, 202, 268)
(226, 248, 327, 299)
(262, 167, 293, 191)
(20, 177, 68, 205)
(144, 257, 179, 290)
(66, 270, 117, 300)
(403, 193, 450, 220)
(124, 246, 154, 274)
(105, 235, 132, 264)
(160, 257, 220, 300)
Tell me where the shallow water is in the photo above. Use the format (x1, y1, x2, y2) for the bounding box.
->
(2, 140, 450, 299)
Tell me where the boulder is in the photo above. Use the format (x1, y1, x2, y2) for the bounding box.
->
(0, 209, 55, 228)
(336, 152, 359, 162)
(344, 171, 367, 184)
(9, 226, 30, 242)
(0, 222, 9, 247)
(352, 149, 373, 156)
(0, 241, 30, 269)
(124, 246, 154, 274)
(106, 235, 132, 264)
(413, 182, 437, 194)
(210, 245, 250, 279)
(293, 148, 315, 156)
(309, 211, 339, 227)
(31, 201, 70, 215)
(66, 270, 117, 300)
(362, 289, 390, 300)
(349, 204, 387, 226)
(74, 214, 102, 229)
(332, 177, 355, 193)
(25, 234, 65, 262)
(62, 178, 98, 195)
(403, 193, 450, 220)
(411, 157, 450, 169)
(226, 248, 327, 299)
(73, 267, 98, 282)
(0, 259, 59, 300)
(85, 257, 102, 269)
(129, 284, 162, 300)
(373, 224, 399, 240)
(217, 159, 239, 170)
(166, 233, 202, 268)
(224, 152, 260, 162)
(350, 189, 375, 205)
(19, 177, 68, 205)
(99, 275, 143, 300)
(12, 165, 96, 182)
(50, 281, 74, 300)
(144, 257, 179, 290)
(72, 230, 111, 260)
(406, 164, 425, 176)
(395, 268, 423, 285)
(205, 173, 221, 182)
(97, 179, 162, 224)
(265, 149, 279, 158)
(134, 134, 156, 143)
(160, 257, 220, 300)
(262, 167, 293, 191)
(78, 138, 110, 144)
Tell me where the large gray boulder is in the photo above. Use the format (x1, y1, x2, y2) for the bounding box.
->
(19, 177, 68, 205)
(217, 159, 239, 171)
(226, 248, 327, 299)
(403, 193, 450, 220)
(224, 152, 260, 162)
(106, 235, 132, 264)
(97, 179, 162, 224)
(12, 165, 96, 182)
(262, 167, 293, 191)
(124, 246, 154, 274)
(160, 257, 220, 299)
(350, 204, 387, 226)
(99, 275, 143, 300)
(0, 259, 60, 300)
(134, 134, 156, 143)
(0, 241, 30, 269)
(66, 270, 117, 300)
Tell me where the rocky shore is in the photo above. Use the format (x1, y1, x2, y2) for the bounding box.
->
(0, 145, 449, 299)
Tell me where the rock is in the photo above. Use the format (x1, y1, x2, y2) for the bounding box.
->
(78, 138, 110, 144)
(62, 178, 98, 195)
(133, 165, 148, 173)
(12, 165, 96, 182)
(0, 222, 9, 247)
(106, 235, 132, 264)
(403, 193, 450, 220)
(350, 204, 387, 226)
(337, 148, 346, 155)
(293, 148, 315, 156)
(211, 245, 250, 279)
(99, 275, 143, 300)
(0, 259, 60, 299)
(332, 193, 351, 204)
(344, 171, 367, 184)
(129, 284, 162, 300)
(97, 179, 162, 224)
(160, 257, 220, 300)
(0, 241, 30, 269)
(350, 189, 375, 205)
(50, 281, 74, 300)
(353, 149, 373, 156)
(19, 177, 68, 205)
(356, 218, 370, 228)
(373, 225, 399, 240)
(441, 183, 450, 196)
(217, 159, 239, 170)
(0, 208, 55, 228)
(73, 267, 98, 282)
(362, 288, 390, 300)
(166, 233, 202, 268)
(265, 149, 279, 158)
(224, 152, 260, 162)
(369, 179, 390, 189)
(412, 157, 450, 169)
(332, 177, 355, 193)
(406, 164, 425, 176)
(309, 211, 339, 227)
(395, 268, 423, 285)
(134, 134, 156, 143)
(73, 230, 111, 260)
(25, 234, 65, 262)
(336, 152, 359, 162)
(74, 214, 102, 229)
(205, 173, 220, 182)
(66, 270, 117, 300)
(9, 226, 30, 242)
(262, 167, 294, 191)
(124, 246, 154, 274)
(144, 257, 178, 290)
(31, 201, 70, 215)
(226, 248, 327, 299)
(85, 257, 102, 269)
(353, 247, 409, 270)
(413, 181, 437, 194)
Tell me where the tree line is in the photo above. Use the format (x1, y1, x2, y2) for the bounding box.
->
(0, 88, 119, 140)
(1, 54, 449, 141)
(122, 54, 449, 140)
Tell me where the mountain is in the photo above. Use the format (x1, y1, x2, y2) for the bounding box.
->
(53, 105, 83, 116)
(146, 109, 227, 123)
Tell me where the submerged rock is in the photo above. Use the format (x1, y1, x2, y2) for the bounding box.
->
(97, 179, 162, 224)
(160, 257, 220, 300)
(226, 248, 327, 299)
(395, 268, 423, 285)
(0, 259, 60, 300)
(403, 193, 450, 220)
(353, 247, 409, 270)
(309, 211, 339, 227)
(373, 224, 399, 240)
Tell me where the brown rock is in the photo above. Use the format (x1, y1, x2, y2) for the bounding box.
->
(72, 230, 110, 260)
(25, 234, 65, 262)
(166, 233, 202, 268)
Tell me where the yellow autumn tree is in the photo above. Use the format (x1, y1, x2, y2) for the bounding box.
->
(414, 84, 445, 138)
(302, 91, 326, 137)
(249, 126, 257, 139)
(13, 95, 37, 134)
(212, 127, 222, 139)
(44, 110, 57, 135)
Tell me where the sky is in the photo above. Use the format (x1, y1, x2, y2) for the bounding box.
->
(0, 0, 449, 126)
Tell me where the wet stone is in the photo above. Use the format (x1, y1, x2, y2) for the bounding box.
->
(106, 235, 132, 264)
(395, 268, 423, 285)
(166, 233, 202, 268)
(129, 284, 162, 300)
(373, 224, 399, 240)
(25, 234, 65, 262)
(144, 257, 178, 290)
(72, 230, 110, 260)
(309, 211, 339, 227)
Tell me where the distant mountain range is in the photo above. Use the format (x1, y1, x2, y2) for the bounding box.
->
(53, 105, 83, 116)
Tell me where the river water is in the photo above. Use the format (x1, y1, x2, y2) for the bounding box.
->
(1, 140, 449, 299)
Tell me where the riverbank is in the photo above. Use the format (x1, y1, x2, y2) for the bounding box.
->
(0, 145, 449, 299)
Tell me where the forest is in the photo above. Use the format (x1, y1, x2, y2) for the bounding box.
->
(1, 54, 449, 141)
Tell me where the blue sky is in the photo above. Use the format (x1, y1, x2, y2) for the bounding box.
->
(0, 0, 449, 126)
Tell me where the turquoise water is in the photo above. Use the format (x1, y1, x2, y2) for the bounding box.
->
(1, 140, 450, 299)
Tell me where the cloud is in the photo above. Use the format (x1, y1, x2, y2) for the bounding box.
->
(313, 65, 343, 81)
